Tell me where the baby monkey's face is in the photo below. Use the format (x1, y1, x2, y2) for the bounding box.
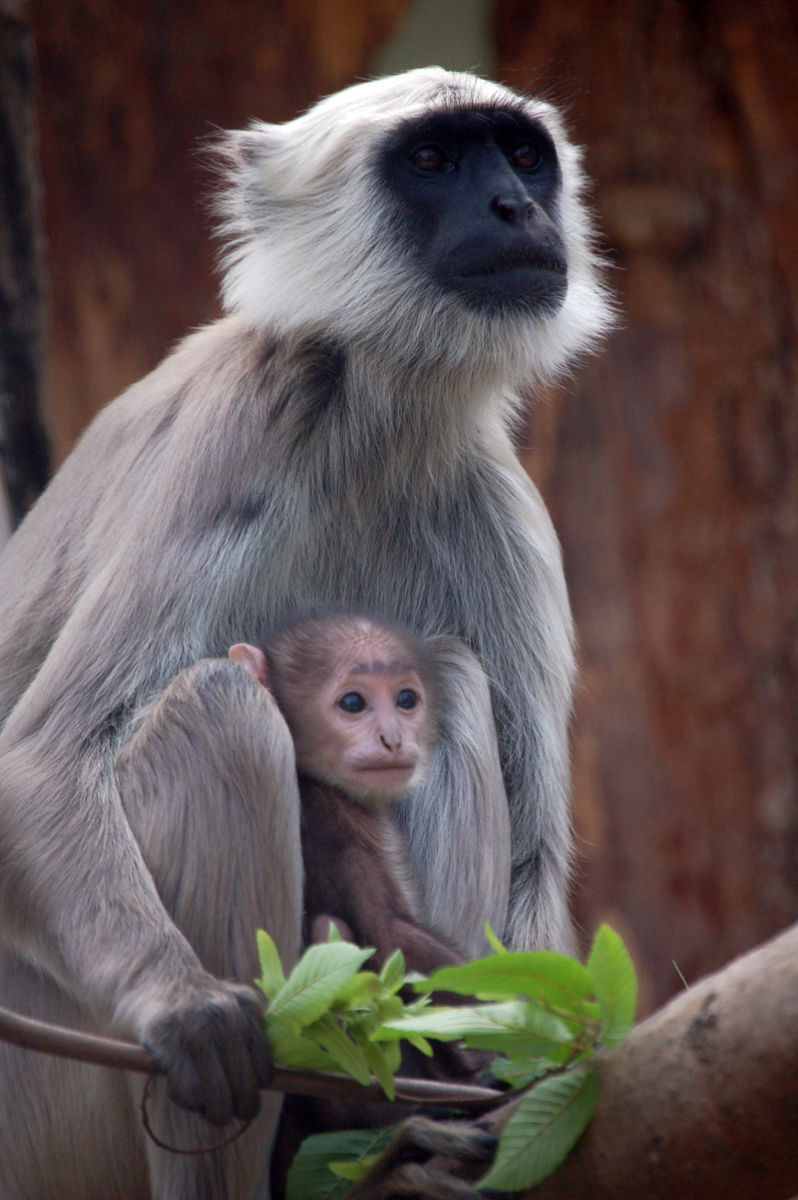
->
(296, 636, 432, 805)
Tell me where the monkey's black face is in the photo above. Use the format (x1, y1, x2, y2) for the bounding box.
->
(378, 105, 568, 316)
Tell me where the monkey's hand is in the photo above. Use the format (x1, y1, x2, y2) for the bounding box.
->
(343, 1115, 497, 1199)
(143, 982, 272, 1125)
(309, 912, 355, 944)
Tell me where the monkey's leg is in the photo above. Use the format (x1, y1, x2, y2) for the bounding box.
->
(117, 658, 303, 1200)
(0, 953, 150, 1200)
(396, 637, 512, 957)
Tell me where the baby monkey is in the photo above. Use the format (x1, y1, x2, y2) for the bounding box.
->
(232, 613, 484, 1197)
(229, 611, 461, 973)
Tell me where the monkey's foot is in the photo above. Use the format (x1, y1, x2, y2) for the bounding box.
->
(345, 1115, 496, 1199)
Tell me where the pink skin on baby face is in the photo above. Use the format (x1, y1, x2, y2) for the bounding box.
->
(310, 656, 428, 802)
(229, 633, 430, 805)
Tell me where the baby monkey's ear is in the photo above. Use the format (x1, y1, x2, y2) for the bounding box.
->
(229, 643, 270, 688)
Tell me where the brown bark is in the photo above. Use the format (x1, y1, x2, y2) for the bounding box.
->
(509, 921, 798, 1199)
(33, 0, 412, 461)
(496, 0, 798, 1011)
(0, 0, 50, 524)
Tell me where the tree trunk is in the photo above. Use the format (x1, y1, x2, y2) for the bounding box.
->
(506, 922, 798, 1199)
(32, 0, 412, 460)
(496, 0, 798, 1011)
(0, 0, 49, 532)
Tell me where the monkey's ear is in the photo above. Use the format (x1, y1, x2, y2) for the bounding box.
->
(229, 643, 270, 687)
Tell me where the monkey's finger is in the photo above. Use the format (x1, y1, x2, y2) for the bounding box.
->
(171, 1053, 230, 1124)
(227, 982, 272, 1077)
(190, 1011, 243, 1125)
(145, 999, 250, 1126)
(214, 993, 273, 1121)
(309, 913, 355, 944)
(246, 1014, 273, 1089)
(144, 1022, 207, 1115)
(146, 1026, 233, 1125)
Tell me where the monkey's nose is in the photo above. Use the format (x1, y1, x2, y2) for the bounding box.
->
(490, 191, 534, 225)
(380, 730, 402, 751)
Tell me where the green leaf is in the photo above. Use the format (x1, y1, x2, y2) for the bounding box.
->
(464, 1032, 573, 1061)
(268, 942, 375, 1029)
(376, 1000, 573, 1047)
(483, 922, 508, 954)
(286, 1127, 395, 1200)
(490, 1056, 558, 1088)
(330, 971, 382, 1010)
(380, 949, 407, 993)
(306, 1014, 372, 1086)
(587, 925, 637, 1045)
(468, 1032, 573, 1060)
(328, 1157, 377, 1181)
(402, 1031, 433, 1056)
(347, 1012, 381, 1045)
(478, 1065, 599, 1192)
(266, 1023, 338, 1073)
(256, 929, 286, 1001)
(363, 1039, 398, 1100)
(373, 994, 405, 1025)
(421, 952, 594, 1008)
(402, 993, 433, 1016)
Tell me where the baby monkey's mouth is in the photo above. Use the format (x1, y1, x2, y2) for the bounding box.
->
(352, 756, 418, 783)
(355, 760, 415, 773)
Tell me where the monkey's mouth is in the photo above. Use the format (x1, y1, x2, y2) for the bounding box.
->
(355, 761, 416, 777)
(454, 247, 567, 280)
(437, 239, 569, 315)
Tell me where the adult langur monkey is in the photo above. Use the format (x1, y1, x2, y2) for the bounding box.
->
(0, 68, 612, 1200)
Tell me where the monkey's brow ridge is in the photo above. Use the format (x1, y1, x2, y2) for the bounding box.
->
(348, 659, 411, 675)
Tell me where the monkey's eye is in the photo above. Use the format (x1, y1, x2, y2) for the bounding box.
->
(338, 692, 366, 714)
(407, 144, 450, 173)
(510, 141, 541, 170)
(396, 689, 420, 711)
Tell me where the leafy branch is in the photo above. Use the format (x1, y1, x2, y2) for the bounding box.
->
(0, 922, 636, 1195)
(261, 923, 637, 1196)
(6, 922, 798, 1197)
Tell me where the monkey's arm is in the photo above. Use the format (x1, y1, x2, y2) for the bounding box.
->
(328, 882, 462, 977)
(313, 811, 462, 976)
(498, 455, 576, 954)
(430, 443, 575, 955)
(0, 638, 289, 1125)
(380, 915, 462, 977)
(396, 637, 513, 958)
(0, 320, 294, 1124)
(0, 535, 290, 1128)
(119, 657, 307, 1123)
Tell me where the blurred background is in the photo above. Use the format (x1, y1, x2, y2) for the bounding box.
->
(1, 0, 795, 1015)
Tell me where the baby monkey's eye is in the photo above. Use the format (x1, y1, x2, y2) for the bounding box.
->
(396, 689, 420, 710)
(338, 692, 366, 713)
